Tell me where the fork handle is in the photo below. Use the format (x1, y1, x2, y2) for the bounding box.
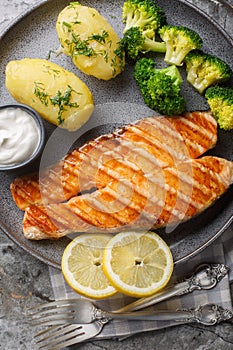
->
(103, 303, 232, 326)
(105, 309, 195, 323)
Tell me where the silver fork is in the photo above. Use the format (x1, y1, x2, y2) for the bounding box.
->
(34, 304, 233, 349)
(35, 319, 108, 349)
(29, 300, 233, 325)
(28, 263, 229, 327)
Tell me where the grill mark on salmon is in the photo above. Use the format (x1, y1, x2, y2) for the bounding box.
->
(23, 156, 233, 239)
(123, 126, 180, 167)
(11, 111, 217, 211)
(149, 112, 217, 159)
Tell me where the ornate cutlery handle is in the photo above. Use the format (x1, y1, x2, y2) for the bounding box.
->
(114, 263, 229, 312)
(101, 304, 233, 325)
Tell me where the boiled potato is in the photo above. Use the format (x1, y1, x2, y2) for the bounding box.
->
(56, 3, 125, 80)
(5, 58, 94, 131)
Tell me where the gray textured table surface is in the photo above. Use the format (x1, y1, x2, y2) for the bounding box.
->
(0, 1, 233, 349)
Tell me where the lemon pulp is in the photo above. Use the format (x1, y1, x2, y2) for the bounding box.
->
(103, 231, 173, 298)
(62, 233, 117, 299)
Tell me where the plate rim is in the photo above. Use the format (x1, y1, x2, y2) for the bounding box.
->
(0, 0, 232, 269)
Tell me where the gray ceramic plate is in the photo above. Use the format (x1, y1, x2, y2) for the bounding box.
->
(0, 0, 232, 269)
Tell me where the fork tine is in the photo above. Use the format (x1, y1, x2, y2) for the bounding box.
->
(29, 304, 75, 316)
(28, 315, 74, 327)
(28, 307, 75, 326)
(29, 299, 80, 312)
(28, 301, 82, 327)
(36, 324, 82, 344)
(28, 299, 97, 326)
(36, 322, 105, 350)
(34, 325, 65, 338)
(36, 324, 86, 349)
(47, 333, 95, 350)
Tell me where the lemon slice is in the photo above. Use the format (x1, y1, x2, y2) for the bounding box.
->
(61, 234, 117, 299)
(103, 231, 173, 298)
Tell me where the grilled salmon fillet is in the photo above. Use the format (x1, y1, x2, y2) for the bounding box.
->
(11, 111, 217, 210)
(23, 156, 233, 239)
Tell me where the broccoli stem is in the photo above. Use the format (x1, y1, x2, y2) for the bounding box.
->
(143, 37, 166, 53)
(187, 74, 218, 94)
(165, 46, 194, 66)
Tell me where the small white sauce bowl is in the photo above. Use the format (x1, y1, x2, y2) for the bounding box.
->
(0, 104, 45, 171)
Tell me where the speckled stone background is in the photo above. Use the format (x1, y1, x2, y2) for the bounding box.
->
(0, 1, 233, 349)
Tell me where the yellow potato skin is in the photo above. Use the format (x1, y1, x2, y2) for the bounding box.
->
(56, 4, 125, 80)
(5, 58, 94, 131)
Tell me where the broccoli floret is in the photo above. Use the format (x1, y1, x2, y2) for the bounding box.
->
(159, 25, 202, 66)
(134, 58, 186, 115)
(121, 0, 167, 60)
(121, 26, 166, 60)
(133, 56, 155, 86)
(122, 0, 167, 33)
(185, 50, 232, 94)
(205, 86, 233, 130)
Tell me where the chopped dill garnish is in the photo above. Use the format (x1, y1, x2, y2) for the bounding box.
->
(107, 39, 112, 48)
(46, 49, 54, 60)
(103, 50, 109, 63)
(34, 82, 80, 125)
(65, 32, 97, 58)
(62, 21, 72, 31)
(74, 38, 96, 57)
(43, 65, 61, 78)
(33, 82, 49, 106)
(110, 57, 117, 77)
(46, 47, 64, 60)
(50, 85, 80, 125)
(68, 2, 81, 8)
(109, 43, 125, 76)
(61, 17, 112, 58)
(114, 44, 125, 61)
(88, 30, 109, 44)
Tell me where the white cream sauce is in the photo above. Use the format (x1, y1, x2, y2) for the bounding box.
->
(0, 107, 40, 166)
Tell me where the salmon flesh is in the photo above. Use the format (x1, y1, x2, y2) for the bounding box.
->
(10, 111, 233, 240)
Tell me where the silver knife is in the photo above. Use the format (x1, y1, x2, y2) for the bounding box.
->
(113, 263, 229, 313)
